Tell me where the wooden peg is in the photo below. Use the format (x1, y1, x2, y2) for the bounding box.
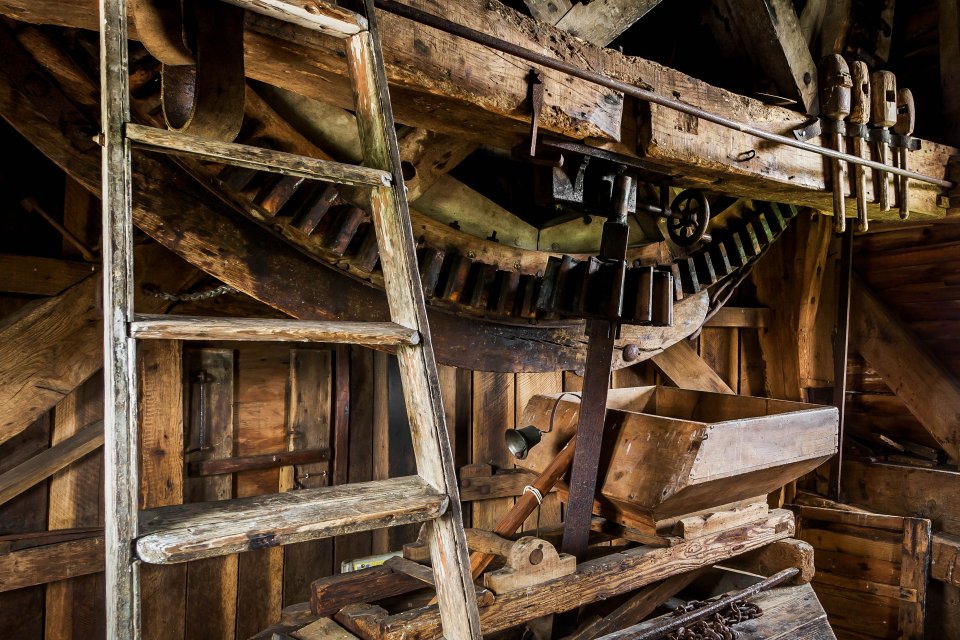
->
(869, 71, 897, 212)
(894, 88, 915, 220)
(482, 536, 576, 594)
(819, 55, 852, 233)
(848, 60, 871, 231)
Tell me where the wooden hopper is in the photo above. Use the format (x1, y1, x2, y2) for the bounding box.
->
(516, 386, 837, 531)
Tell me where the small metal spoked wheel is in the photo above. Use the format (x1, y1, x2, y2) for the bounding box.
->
(667, 189, 710, 247)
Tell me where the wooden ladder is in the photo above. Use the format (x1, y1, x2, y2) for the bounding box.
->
(98, 1, 482, 638)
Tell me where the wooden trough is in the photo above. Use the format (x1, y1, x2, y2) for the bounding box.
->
(517, 386, 838, 531)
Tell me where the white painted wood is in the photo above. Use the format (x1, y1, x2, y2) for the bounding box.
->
(131, 315, 419, 345)
(125, 124, 392, 187)
(221, 0, 367, 37)
(137, 476, 447, 564)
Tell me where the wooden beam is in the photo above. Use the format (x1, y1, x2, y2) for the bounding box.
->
(523, 0, 572, 24)
(0, 245, 197, 446)
(851, 277, 960, 460)
(703, 306, 771, 329)
(0, 420, 102, 506)
(2, 0, 954, 221)
(0, 534, 104, 592)
(651, 339, 735, 394)
(334, 510, 795, 640)
(0, 31, 706, 374)
(706, 0, 818, 114)
(0, 254, 96, 296)
(554, 0, 667, 47)
(752, 211, 834, 401)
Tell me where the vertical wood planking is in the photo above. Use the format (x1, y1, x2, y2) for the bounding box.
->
(334, 346, 375, 570)
(471, 372, 516, 530)
(333, 345, 351, 487)
(700, 328, 739, 392)
(0, 415, 50, 637)
(138, 340, 186, 640)
(439, 365, 472, 523)
(372, 350, 391, 555)
(184, 348, 237, 640)
(284, 348, 335, 604)
(900, 517, 932, 638)
(235, 345, 288, 638)
(45, 374, 105, 640)
(515, 372, 563, 532)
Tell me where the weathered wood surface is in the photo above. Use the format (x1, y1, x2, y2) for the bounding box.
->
(553, 0, 667, 46)
(221, 0, 367, 37)
(720, 538, 816, 584)
(706, 0, 818, 114)
(189, 448, 330, 477)
(138, 340, 188, 640)
(0, 254, 96, 296)
(127, 123, 391, 187)
(334, 510, 795, 640)
(131, 315, 420, 345)
(851, 276, 960, 460)
(0, 0, 953, 220)
(0, 242, 197, 446)
(519, 388, 835, 526)
(0, 534, 104, 592)
(651, 339, 735, 394)
(0, 33, 706, 373)
(0, 420, 102, 507)
(703, 307, 771, 329)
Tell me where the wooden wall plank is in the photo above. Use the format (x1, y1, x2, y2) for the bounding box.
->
(900, 518, 933, 639)
(334, 347, 375, 570)
(284, 349, 335, 605)
(0, 414, 49, 638)
(235, 346, 289, 638)
(45, 374, 105, 640)
(184, 348, 237, 640)
(471, 373, 515, 530)
(138, 340, 186, 640)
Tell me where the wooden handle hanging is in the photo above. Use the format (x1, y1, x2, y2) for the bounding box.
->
(849, 60, 871, 231)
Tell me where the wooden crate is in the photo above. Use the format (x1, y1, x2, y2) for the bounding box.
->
(517, 386, 837, 530)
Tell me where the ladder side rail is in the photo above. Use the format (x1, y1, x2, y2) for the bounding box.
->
(345, 12, 482, 640)
(99, 0, 141, 637)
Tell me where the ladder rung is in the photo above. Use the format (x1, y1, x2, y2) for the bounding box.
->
(137, 476, 447, 564)
(221, 0, 367, 38)
(125, 124, 392, 188)
(129, 315, 420, 346)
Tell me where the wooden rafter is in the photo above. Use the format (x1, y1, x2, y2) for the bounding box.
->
(650, 339, 735, 394)
(851, 277, 960, 461)
(0, 0, 954, 221)
(554, 0, 668, 47)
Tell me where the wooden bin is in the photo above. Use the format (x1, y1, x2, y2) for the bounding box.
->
(516, 386, 838, 531)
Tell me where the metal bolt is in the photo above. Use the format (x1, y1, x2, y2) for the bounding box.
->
(622, 344, 640, 362)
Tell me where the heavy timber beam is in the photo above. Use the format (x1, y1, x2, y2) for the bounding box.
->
(0, 28, 707, 375)
(0, 0, 952, 221)
(851, 277, 960, 461)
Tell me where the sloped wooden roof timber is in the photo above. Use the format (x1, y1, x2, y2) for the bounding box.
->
(0, 0, 955, 222)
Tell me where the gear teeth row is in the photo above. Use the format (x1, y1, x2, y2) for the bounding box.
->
(191, 83, 800, 326)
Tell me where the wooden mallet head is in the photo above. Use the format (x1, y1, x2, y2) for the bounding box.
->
(894, 88, 915, 137)
(849, 60, 871, 126)
(819, 54, 852, 120)
(870, 71, 897, 128)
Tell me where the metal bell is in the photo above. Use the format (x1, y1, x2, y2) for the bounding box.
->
(504, 425, 543, 459)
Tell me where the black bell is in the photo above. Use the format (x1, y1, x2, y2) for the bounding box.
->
(504, 425, 543, 459)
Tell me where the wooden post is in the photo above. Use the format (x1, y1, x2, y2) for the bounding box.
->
(345, 8, 482, 636)
(98, 0, 139, 634)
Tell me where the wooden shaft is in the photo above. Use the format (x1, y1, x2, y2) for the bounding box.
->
(899, 148, 910, 220)
(468, 435, 577, 579)
(853, 137, 869, 231)
(878, 142, 891, 211)
(831, 132, 846, 233)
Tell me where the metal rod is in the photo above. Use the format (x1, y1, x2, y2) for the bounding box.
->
(374, 0, 952, 189)
(598, 568, 800, 640)
(829, 225, 854, 501)
(20, 196, 99, 262)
